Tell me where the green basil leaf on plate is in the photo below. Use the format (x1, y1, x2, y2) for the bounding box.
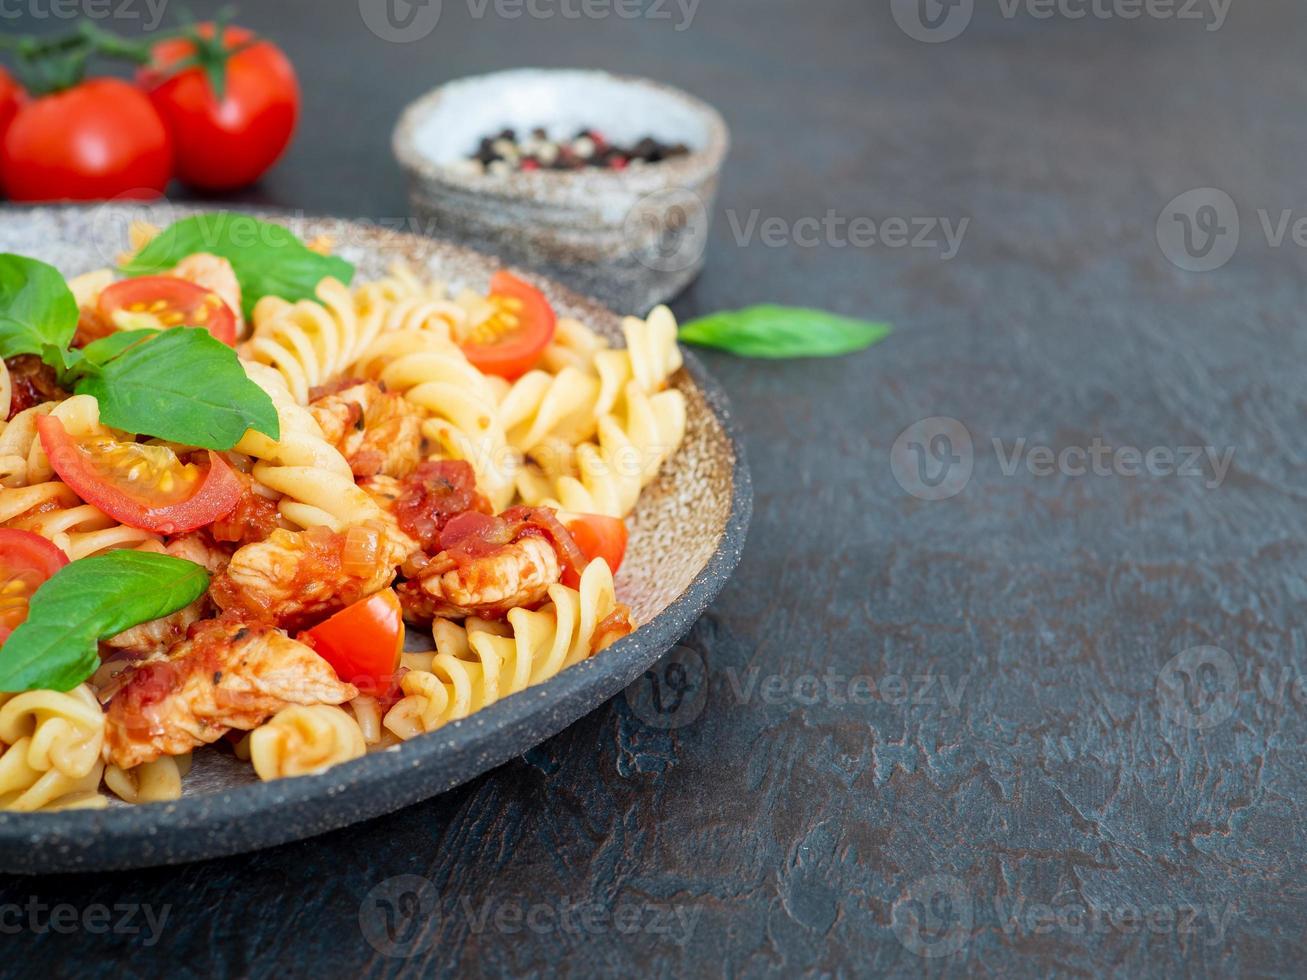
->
(75, 327, 280, 449)
(0, 254, 79, 360)
(0, 552, 210, 693)
(120, 214, 354, 318)
(678, 305, 892, 359)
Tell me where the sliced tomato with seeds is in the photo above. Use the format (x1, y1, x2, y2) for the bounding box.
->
(0, 529, 67, 646)
(460, 271, 557, 380)
(301, 589, 404, 692)
(97, 276, 238, 346)
(560, 513, 628, 588)
(36, 415, 242, 534)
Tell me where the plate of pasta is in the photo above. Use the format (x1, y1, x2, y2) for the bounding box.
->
(0, 205, 749, 872)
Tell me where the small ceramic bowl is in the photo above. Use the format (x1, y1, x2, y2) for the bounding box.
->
(394, 68, 730, 314)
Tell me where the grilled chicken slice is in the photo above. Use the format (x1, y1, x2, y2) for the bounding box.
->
(104, 620, 358, 770)
(210, 524, 409, 631)
(308, 381, 423, 479)
(398, 535, 561, 622)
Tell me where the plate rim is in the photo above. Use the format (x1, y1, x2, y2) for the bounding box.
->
(0, 204, 753, 873)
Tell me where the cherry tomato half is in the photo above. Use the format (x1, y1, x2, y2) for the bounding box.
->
(560, 513, 627, 589)
(0, 529, 67, 646)
(301, 589, 404, 690)
(2, 78, 171, 202)
(97, 276, 238, 346)
(36, 415, 242, 534)
(140, 24, 300, 191)
(460, 272, 557, 380)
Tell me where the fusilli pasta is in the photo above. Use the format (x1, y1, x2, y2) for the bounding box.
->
(383, 559, 627, 739)
(249, 704, 367, 779)
(0, 686, 107, 812)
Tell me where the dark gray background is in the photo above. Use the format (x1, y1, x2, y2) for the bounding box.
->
(4, 0, 1306, 975)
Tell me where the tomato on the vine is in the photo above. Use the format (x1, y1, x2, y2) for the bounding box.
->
(1, 78, 171, 202)
(0, 68, 25, 142)
(139, 24, 299, 191)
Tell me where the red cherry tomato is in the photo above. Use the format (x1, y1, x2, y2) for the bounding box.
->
(0, 68, 25, 143)
(301, 589, 404, 690)
(560, 513, 627, 588)
(36, 415, 242, 534)
(461, 272, 557, 380)
(97, 277, 238, 346)
(140, 24, 300, 191)
(0, 529, 67, 646)
(1, 78, 171, 202)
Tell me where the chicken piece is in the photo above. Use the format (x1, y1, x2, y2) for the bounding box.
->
(210, 524, 409, 631)
(308, 382, 423, 479)
(102, 599, 206, 660)
(170, 253, 245, 334)
(104, 620, 358, 769)
(398, 535, 561, 622)
(164, 531, 233, 575)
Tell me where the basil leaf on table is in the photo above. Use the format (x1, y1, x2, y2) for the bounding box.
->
(120, 214, 355, 318)
(678, 305, 892, 359)
(0, 254, 78, 359)
(75, 328, 280, 449)
(0, 552, 210, 693)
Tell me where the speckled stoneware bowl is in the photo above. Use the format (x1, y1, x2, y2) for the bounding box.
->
(394, 68, 729, 314)
(0, 204, 750, 873)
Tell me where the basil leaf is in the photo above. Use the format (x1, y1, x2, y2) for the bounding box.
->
(677, 305, 892, 359)
(120, 214, 354, 318)
(75, 328, 280, 448)
(0, 254, 78, 359)
(78, 328, 160, 368)
(0, 552, 209, 693)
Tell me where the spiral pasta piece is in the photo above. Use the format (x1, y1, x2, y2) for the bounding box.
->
(236, 362, 394, 532)
(242, 278, 381, 405)
(353, 331, 517, 510)
(249, 704, 367, 780)
(104, 752, 192, 805)
(0, 686, 107, 812)
(498, 306, 684, 457)
(517, 380, 687, 518)
(383, 559, 626, 740)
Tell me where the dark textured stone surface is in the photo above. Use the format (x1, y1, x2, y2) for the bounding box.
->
(4, 0, 1306, 975)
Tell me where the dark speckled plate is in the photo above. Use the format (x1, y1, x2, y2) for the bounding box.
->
(0, 205, 751, 873)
